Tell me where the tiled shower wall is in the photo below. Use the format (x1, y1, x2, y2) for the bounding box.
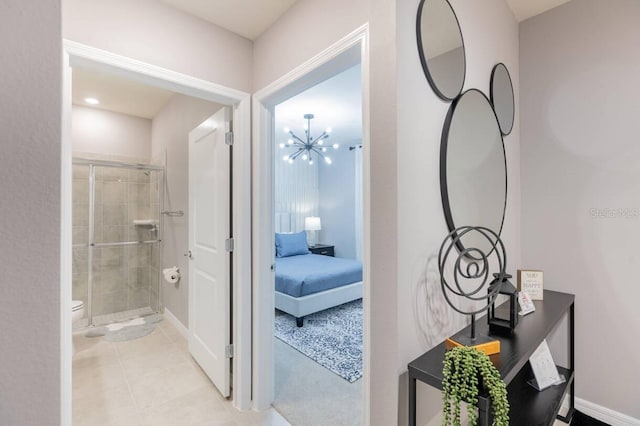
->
(72, 160, 161, 323)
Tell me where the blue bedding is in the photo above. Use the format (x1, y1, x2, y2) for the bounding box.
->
(275, 254, 363, 297)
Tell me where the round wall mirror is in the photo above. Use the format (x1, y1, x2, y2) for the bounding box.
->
(441, 89, 507, 255)
(417, 0, 466, 101)
(490, 63, 515, 136)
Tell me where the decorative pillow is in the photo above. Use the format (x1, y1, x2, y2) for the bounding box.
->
(275, 231, 310, 257)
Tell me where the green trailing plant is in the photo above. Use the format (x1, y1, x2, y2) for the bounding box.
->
(441, 346, 509, 426)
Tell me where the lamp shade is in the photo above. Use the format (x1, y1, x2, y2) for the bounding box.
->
(304, 216, 322, 231)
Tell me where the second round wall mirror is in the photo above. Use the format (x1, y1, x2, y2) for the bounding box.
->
(490, 63, 515, 136)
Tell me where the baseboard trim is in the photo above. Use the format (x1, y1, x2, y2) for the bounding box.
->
(163, 308, 189, 339)
(576, 397, 640, 426)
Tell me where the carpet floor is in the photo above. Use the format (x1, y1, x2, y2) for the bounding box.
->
(274, 339, 362, 426)
(274, 299, 363, 383)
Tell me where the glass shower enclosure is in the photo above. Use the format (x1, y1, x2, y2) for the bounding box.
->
(72, 158, 164, 327)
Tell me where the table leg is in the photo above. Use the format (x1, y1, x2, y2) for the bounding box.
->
(567, 302, 575, 420)
(478, 395, 491, 426)
(557, 302, 575, 423)
(409, 374, 416, 426)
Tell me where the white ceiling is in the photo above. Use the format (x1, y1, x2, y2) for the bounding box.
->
(159, 0, 298, 40)
(275, 64, 362, 151)
(506, 0, 572, 22)
(72, 67, 175, 119)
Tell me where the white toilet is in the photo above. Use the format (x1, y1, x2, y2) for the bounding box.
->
(72, 300, 85, 355)
(72, 300, 85, 323)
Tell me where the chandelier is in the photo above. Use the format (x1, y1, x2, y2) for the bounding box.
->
(280, 114, 339, 165)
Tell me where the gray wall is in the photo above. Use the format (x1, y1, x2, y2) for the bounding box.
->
(63, 0, 253, 94)
(521, 0, 640, 419)
(0, 1, 62, 424)
(72, 106, 152, 160)
(318, 142, 359, 259)
(397, 0, 520, 423)
(253, 0, 368, 91)
(151, 94, 222, 327)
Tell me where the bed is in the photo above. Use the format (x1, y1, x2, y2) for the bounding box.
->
(274, 231, 363, 326)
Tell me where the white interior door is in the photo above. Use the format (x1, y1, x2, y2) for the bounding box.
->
(188, 107, 232, 398)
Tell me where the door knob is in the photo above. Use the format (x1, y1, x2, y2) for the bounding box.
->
(184, 250, 193, 259)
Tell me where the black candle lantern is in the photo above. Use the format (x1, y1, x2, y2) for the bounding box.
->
(487, 273, 518, 335)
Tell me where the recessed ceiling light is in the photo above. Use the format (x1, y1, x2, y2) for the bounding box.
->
(84, 97, 100, 105)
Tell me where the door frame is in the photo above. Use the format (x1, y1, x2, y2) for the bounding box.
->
(61, 41, 253, 422)
(251, 24, 371, 420)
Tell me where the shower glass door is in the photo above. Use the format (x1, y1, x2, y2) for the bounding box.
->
(72, 163, 91, 327)
(72, 159, 164, 327)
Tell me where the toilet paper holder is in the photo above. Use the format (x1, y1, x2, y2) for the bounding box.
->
(162, 267, 181, 284)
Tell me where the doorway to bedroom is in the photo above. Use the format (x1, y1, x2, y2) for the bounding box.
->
(271, 64, 364, 425)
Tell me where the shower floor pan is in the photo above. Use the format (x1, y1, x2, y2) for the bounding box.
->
(73, 306, 158, 330)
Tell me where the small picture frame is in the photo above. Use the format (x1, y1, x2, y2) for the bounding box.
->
(518, 291, 535, 316)
(517, 269, 544, 300)
(528, 340, 562, 391)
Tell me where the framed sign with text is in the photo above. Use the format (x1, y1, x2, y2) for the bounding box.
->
(517, 269, 544, 300)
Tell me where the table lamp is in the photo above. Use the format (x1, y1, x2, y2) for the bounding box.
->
(305, 216, 321, 247)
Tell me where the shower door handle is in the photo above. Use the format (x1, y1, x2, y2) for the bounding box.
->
(184, 250, 193, 260)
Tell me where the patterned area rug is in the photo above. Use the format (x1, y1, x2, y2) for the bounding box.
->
(85, 314, 163, 342)
(275, 299, 363, 382)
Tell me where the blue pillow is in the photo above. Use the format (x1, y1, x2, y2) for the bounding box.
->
(275, 231, 310, 257)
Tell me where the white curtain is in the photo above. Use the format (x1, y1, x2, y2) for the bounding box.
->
(275, 152, 319, 233)
(354, 146, 363, 261)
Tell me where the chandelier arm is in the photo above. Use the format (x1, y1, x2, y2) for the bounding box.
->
(290, 148, 306, 160)
(289, 132, 307, 145)
(315, 131, 328, 141)
(311, 148, 327, 160)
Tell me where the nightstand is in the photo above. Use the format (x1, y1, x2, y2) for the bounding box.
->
(308, 244, 334, 257)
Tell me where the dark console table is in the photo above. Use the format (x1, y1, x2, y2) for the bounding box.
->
(408, 290, 575, 425)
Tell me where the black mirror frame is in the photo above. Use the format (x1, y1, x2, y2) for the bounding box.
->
(440, 88, 508, 255)
(416, 0, 466, 102)
(490, 62, 515, 136)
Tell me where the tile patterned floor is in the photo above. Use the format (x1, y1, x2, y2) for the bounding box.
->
(73, 317, 290, 426)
